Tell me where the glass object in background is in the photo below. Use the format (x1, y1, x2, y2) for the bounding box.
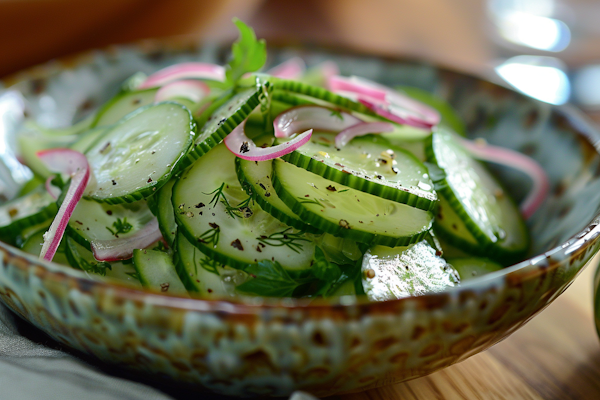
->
(488, 0, 600, 109)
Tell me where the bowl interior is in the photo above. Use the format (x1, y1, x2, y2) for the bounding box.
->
(1, 39, 600, 291)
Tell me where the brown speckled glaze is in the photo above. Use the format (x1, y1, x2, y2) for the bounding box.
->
(2, 39, 600, 397)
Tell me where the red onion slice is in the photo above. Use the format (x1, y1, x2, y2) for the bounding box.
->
(36, 149, 90, 262)
(268, 57, 306, 79)
(139, 62, 225, 89)
(44, 175, 60, 200)
(224, 120, 312, 161)
(91, 218, 163, 262)
(328, 75, 440, 129)
(460, 138, 549, 220)
(328, 75, 387, 102)
(335, 122, 395, 148)
(274, 106, 361, 138)
(154, 80, 210, 103)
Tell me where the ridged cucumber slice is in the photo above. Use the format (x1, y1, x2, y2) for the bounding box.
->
(185, 86, 265, 164)
(64, 236, 141, 286)
(272, 159, 434, 247)
(20, 225, 69, 265)
(132, 249, 188, 295)
(434, 195, 480, 253)
(148, 178, 177, 247)
(361, 241, 459, 301)
(84, 102, 196, 204)
(280, 132, 437, 211)
(235, 157, 320, 233)
(0, 187, 57, 242)
(66, 197, 154, 250)
(173, 144, 315, 274)
(91, 89, 158, 128)
(272, 79, 375, 115)
(175, 233, 246, 297)
(70, 126, 108, 154)
(426, 128, 530, 262)
(448, 257, 503, 281)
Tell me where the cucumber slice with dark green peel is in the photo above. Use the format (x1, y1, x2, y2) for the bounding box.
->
(361, 241, 459, 301)
(448, 257, 503, 281)
(434, 195, 481, 253)
(132, 249, 188, 295)
(272, 79, 377, 116)
(66, 197, 154, 250)
(91, 89, 158, 128)
(426, 128, 529, 262)
(175, 233, 247, 297)
(148, 178, 177, 247)
(173, 144, 315, 274)
(272, 159, 434, 247)
(70, 126, 108, 153)
(84, 102, 196, 204)
(64, 236, 141, 286)
(20, 225, 69, 265)
(192, 90, 234, 131)
(185, 85, 266, 165)
(328, 278, 357, 297)
(235, 157, 320, 233)
(0, 187, 57, 242)
(280, 132, 437, 211)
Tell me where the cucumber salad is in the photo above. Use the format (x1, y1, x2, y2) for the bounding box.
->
(3, 20, 548, 301)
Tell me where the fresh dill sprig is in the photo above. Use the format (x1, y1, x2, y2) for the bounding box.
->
(198, 223, 221, 247)
(257, 227, 310, 254)
(223, 192, 255, 219)
(106, 217, 133, 237)
(330, 109, 343, 120)
(198, 255, 220, 276)
(297, 196, 324, 207)
(125, 271, 141, 280)
(204, 182, 229, 209)
(81, 259, 112, 276)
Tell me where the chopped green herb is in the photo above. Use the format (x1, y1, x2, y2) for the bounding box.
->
(106, 217, 133, 237)
(225, 18, 267, 88)
(257, 227, 310, 253)
(237, 259, 312, 297)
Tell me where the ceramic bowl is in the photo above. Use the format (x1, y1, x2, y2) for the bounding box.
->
(2, 39, 600, 398)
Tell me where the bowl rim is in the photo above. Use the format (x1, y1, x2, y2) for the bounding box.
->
(2, 36, 600, 312)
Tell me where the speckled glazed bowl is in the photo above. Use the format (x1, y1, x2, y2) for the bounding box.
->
(2, 39, 600, 398)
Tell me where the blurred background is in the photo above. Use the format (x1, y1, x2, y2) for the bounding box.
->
(2, 0, 600, 109)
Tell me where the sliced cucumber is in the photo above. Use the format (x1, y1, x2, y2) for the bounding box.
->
(426, 128, 529, 262)
(20, 225, 69, 266)
(280, 132, 437, 211)
(148, 178, 177, 247)
(361, 241, 459, 301)
(84, 102, 196, 204)
(175, 233, 247, 297)
(91, 89, 158, 128)
(70, 126, 109, 154)
(0, 187, 57, 242)
(272, 159, 433, 247)
(66, 197, 154, 250)
(132, 249, 188, 295)
(185, 86, 265, 165)
(272, 79, 376, 116)
(64, 236, 141, 286)
(448, 257, 503, 281)
(235, 157, 320, 233)
(173, 144, 315, 274)
(434, 195, 481, 253)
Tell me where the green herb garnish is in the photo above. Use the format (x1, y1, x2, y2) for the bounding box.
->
(106, 217, 133, 237)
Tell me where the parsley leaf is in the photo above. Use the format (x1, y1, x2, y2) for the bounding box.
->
(311, 247, 342, 281)
(225, 19, 267, 88)
(237, 260, 310, 297)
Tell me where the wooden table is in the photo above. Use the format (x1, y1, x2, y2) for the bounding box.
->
(336, 255, 600, 400)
